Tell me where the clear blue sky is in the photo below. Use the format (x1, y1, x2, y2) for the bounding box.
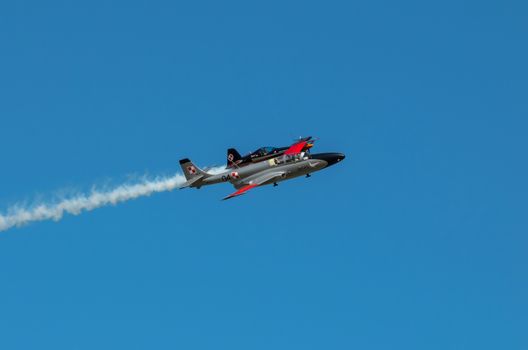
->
(1, 1, 527, 349)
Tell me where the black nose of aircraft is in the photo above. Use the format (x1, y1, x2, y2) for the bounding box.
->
(311, 152, 346, 166)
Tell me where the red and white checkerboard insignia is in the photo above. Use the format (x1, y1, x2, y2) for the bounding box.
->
(187, 166, 197, 174)
(230, 171, 239, 179)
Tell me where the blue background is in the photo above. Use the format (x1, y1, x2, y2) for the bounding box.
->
(1, 1, 527, 349)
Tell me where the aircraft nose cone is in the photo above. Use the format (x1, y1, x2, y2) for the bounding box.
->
(312, 152, 346, 167)
(332, 153, 345, 166)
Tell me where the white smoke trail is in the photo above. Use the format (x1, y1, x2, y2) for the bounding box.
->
(0, 166, 226, 232)
(204, 165, 228, 175)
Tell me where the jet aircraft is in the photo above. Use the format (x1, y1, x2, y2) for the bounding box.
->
(226, 136, 315, 168)
(180, 139, 345, 200)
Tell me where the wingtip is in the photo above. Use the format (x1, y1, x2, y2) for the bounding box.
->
(221, 194, 238, 201)
(222, 192, 248, 201)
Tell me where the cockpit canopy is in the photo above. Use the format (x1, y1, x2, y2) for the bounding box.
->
(251, 146, 278, 157)
(261, 146, 276, 153)
(270, 151, 310, 166)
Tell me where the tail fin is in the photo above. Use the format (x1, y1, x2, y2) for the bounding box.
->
(179, 158, 208, 181)
(226, 148, 242, 168)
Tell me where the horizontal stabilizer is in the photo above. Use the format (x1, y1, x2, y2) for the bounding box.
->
(179, 175, 204, 189)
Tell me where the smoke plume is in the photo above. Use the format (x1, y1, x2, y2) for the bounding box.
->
(0, 166, 226, 232)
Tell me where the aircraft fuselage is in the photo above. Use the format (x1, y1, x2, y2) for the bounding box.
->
(201, 152, 345, 189)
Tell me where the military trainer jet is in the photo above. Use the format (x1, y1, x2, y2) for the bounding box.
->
(180, 140, 345, 200)
(226, 136, 315, 168)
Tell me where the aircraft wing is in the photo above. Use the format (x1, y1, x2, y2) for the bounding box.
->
(222, 171, 285, 200)
(222, 184, 259, 200)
